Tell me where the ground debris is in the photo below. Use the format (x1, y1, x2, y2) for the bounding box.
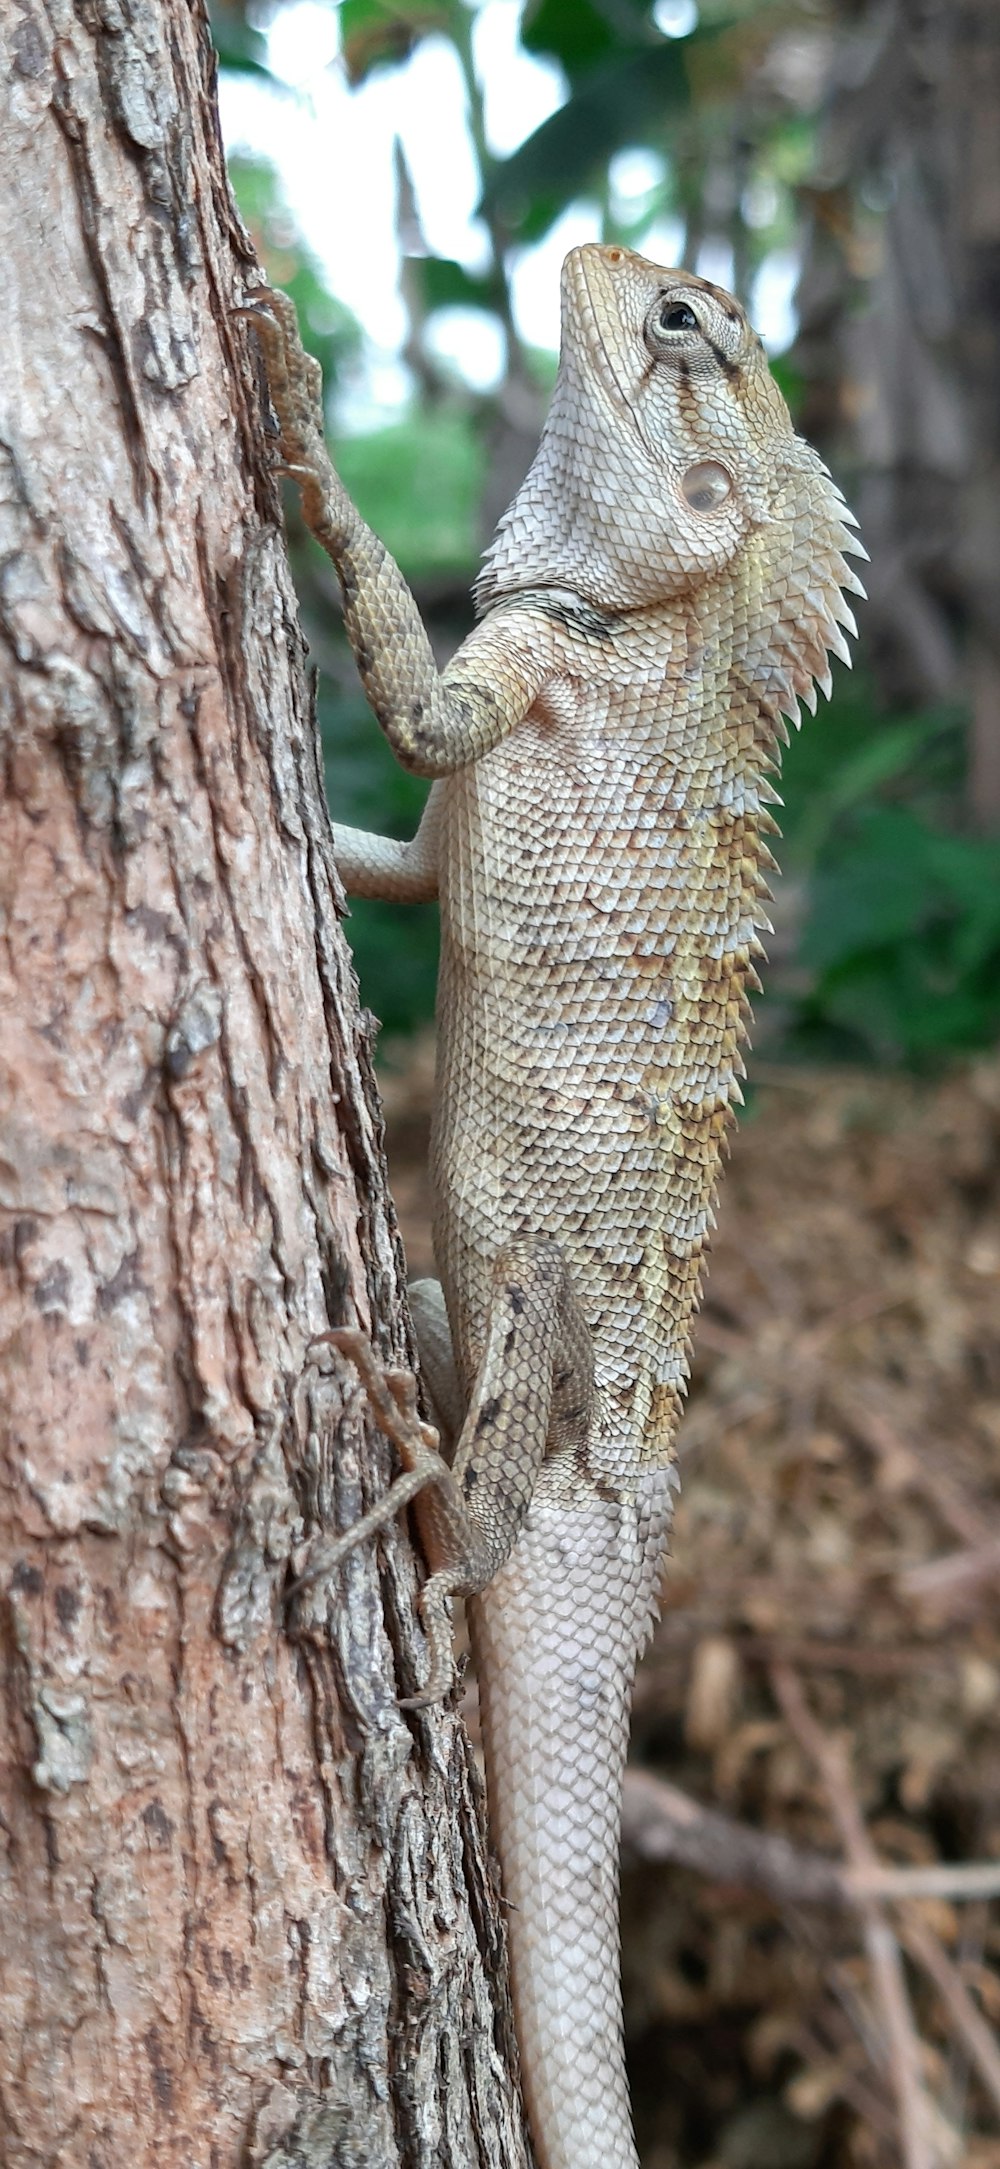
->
(384, 1047, 1000, 2168)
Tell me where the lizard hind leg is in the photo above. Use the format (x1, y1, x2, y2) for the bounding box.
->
(407, 1275, 465, 1449)
(405, 1235, 595, 1706)
(324, 1239, 594, 1708)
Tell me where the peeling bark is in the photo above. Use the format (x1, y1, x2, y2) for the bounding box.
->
(0, 4, 526, 2162)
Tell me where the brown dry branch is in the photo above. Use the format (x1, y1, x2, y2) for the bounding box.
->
(622, 1770, 1000, 1907)
(773, 1665, 947, 2169)
(622, 1761, 1000, 2143)
(900, 1540, 1000, 1609)
(833, 1390, 993, 1553)
(900, 1915, 1000, 2125)
(622, 1767, 848, 1906)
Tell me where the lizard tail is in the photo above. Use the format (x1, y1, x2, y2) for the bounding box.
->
(470, 1471, 676, 2169)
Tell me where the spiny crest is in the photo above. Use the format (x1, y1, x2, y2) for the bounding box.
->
(767, 446, 867, 729)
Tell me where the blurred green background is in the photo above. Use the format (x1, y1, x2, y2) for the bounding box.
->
(214, 0, 1000, 1068)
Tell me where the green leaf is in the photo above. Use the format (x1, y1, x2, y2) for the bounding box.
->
(790, 716, 947, 863)
(408, 256, 503, 316)
(486, 43, 695, 233)
(498, 188, 568, 249)
(209, 0, 271, 78)
(340, 0, 452, 85)
(793, 794, 1000, 1064)
(335, 409, 485, 579)
(801, 810, 938, 974)
(522, 0, 657, 76)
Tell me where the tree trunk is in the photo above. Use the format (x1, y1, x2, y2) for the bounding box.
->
(795, 0, 1000, 827)
(0, 5, 525, 2163)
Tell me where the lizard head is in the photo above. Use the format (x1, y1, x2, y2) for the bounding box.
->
(477, 244, 863, 708)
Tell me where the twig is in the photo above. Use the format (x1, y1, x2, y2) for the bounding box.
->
(901, 1913, 1000, 2124)
(639, 1622, 957, 1677)
(622, 1769, 845, 1905)
(802, 1288, 911, 1356)
(850, 1863, 1000, 1903)
(621, 1770, 1000, 1906)
(772, 1663, 942, 2169)
(790, 2023, 900, 2141)
(834, 1390, 990, 1552)
(737, 1635, 953, 1678)
(899, 1538, 1000, 1607)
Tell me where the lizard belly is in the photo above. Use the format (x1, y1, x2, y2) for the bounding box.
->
(433, 691, 755, 1487)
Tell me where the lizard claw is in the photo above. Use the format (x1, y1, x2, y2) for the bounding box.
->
(398, 1572, 460, 1707)
(297, 1330, 461, 1707)
(237, 290, 343, 531)
(232, 287, 280, 320)
(311, 1328, 431, 1451)
(289, 1328, 446, 1586)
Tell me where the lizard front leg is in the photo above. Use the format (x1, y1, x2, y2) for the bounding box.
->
(246, 289, 557, 778)
(332, 783, 442, 902)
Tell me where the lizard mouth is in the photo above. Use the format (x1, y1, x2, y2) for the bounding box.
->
(571, 247, 645, 430)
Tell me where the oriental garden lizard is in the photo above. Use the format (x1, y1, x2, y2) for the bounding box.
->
(249, 246, 863, 2169)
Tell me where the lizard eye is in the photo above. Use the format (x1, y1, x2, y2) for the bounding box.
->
(644, 295, 703, 357)
(681, 461, 732, 512)
(660, 303, 698, 332)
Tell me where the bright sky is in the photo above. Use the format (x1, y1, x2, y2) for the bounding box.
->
(218, 0, 798, 424)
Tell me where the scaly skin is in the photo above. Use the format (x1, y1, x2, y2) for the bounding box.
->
(252, 246, 863, 2169)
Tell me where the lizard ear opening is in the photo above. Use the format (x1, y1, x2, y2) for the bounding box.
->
(681, 461, 733, 512)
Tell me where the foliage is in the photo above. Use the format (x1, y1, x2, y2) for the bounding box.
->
(337, 410, 485, 579)
(776, 691, 1000, 1065)
(315, 668, 438, 1038)
(209, 0, 271, 80)
(486, 39, 696, 236)
(801, 807, 1000, 1061)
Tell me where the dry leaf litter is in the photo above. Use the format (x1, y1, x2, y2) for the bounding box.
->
(381, 1041, 1000, 2169)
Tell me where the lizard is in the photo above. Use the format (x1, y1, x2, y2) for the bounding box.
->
(248, 244, 864, 2169)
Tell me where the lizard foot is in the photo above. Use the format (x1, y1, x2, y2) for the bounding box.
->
(289, 1328, 459, 1703)
(238, 287, 356, 555)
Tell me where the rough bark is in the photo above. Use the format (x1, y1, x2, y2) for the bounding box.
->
(0, 4, 525, 2163)
(795, 0, 1000, 826)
